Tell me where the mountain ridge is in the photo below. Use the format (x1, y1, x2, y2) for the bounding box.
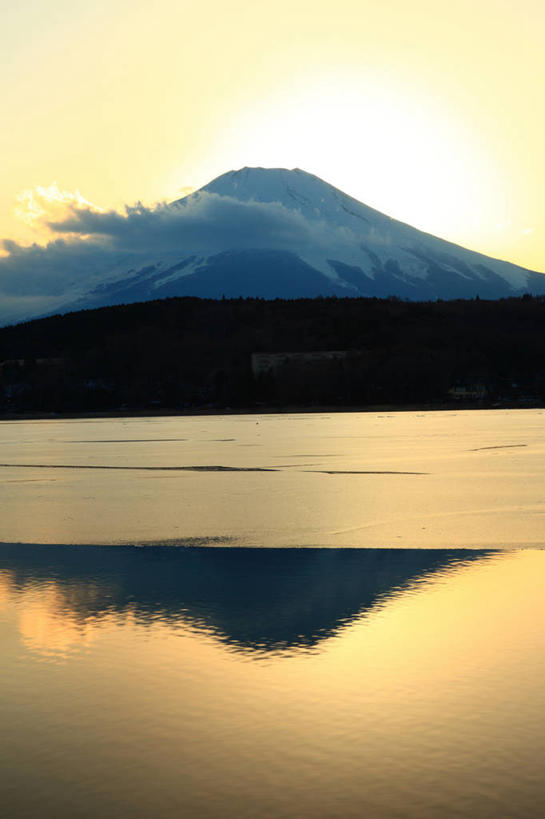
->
(2, 166, 544, 325)
(75, 165, 545, 303)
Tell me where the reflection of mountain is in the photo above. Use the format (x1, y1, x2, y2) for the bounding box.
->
(0, 545, 494, 653)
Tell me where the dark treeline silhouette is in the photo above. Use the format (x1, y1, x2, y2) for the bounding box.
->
(1, 294, 545, 412)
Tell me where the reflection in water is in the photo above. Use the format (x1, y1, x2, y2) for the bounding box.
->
(1, 546, 545, 818)
(0, 544, 492, 656)
(15, 582, 109, 657)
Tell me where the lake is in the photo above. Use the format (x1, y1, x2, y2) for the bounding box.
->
(2, 409, 545, 548)
(1, 410, 544, 817)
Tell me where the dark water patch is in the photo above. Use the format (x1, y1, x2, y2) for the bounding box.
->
(68, 438, 188, 443)
(127, 536, 236, 548)
(309, 470, 428, 475)
(0, 478, 58, 483)
(469, 444, 527, 452)
(0, 463, 277, 472)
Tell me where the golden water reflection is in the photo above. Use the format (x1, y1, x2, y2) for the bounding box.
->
(1, 546, 544, 818)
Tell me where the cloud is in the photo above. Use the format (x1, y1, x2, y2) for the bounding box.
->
(0, 190, 362, 324)
(0, 236, 116, 297)
(15, 183, 103, 231)
(45, 192, 325, 253)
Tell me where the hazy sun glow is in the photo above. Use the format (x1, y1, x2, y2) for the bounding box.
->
(215, 70, 503, 238)
(2, 0, 544, 270)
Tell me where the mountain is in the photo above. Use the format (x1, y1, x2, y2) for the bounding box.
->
(3, 167, 545, 324)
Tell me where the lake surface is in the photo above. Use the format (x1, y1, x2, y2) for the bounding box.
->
(1, 411, 544, 817)
(1, 409, 545, 547)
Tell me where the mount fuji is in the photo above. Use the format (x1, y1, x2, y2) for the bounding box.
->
(3, 167, 545, 324)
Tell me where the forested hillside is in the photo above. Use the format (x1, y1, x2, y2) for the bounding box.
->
(1, 295, 545, 413)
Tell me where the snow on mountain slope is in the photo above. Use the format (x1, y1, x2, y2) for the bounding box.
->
(187, 167, 539, 292)
(2, 167, 545, 325)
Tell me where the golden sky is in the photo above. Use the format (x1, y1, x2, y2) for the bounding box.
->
(2, 0, 544, 270)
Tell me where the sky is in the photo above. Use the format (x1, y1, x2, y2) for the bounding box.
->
(2, 0, 544, 272)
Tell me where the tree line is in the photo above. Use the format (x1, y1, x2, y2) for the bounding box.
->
(1, 294, 545, 413)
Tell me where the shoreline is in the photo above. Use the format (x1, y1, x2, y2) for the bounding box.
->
(1, 399, 542, 422)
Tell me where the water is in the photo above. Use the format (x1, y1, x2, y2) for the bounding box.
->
(1, 411, 545, 817)
(1, 409, 545, 547)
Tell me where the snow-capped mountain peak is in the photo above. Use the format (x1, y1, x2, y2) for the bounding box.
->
(2, 167, 545, 326)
